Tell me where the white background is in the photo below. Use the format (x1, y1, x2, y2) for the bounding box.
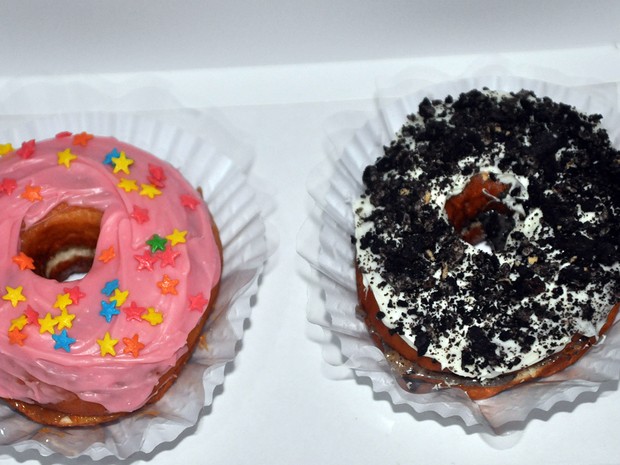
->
(1, 2, 620, 464)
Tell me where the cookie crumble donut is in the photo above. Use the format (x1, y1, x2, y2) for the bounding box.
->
(354, 89, 620, 399)
(0, 132, 222, 426)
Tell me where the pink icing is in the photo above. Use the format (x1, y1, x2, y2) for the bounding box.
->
(0, 133, 222, 414)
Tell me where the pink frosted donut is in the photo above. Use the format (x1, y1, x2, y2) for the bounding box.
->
(0, 132, 222, 426)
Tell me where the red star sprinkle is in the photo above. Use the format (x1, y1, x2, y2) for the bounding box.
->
(188, 292, 209, 312)
(0, 178, 17, 195)
(8, 328, 27, 346)
(72, 132, 94, 147)
(24, 305, 40, 326)
(134, 252, 158, 271)
(12, 252, 35, 271)
(130, 205, 149, 224)
(63, 286, 85, 305)
(56, 131, 72, 138)
(123, 301, 146, 321)
(123, 334, 145, 358)
(157, 245, 180, 268)
(21, 184, 43, 202)
(16, 139, 35, 159)
(98, 245, 116, 263)
(180, 194, 200, 210)
(147, 163, 167, 188)
(157, 274, 179, 295)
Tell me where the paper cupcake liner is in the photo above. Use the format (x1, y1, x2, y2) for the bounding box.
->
(0, 112, 274, 459)
(300, 76, 620, 437)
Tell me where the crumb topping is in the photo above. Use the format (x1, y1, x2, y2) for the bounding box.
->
(354, 89, 620, 380)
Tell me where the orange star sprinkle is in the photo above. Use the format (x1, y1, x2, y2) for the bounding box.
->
(122, 334, 145, 358)
(12, 252, 35, 271)
(21, 184, 43, 202)
(98, 245, 116, 263)
(157, 274, 178, 295)
(72, 132, 93, 147)
(8, 328, 27, 346)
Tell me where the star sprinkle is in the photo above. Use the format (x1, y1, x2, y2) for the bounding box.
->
(24, 306, 40, 326)
(157, 274, 179, 295)
(56, 309, 76, 330)
(103, 148, 120, 165)
(9, 314, 28, 331)
(72, 131, 93, 147)
(98, 245, 116, 263)
(0, 178, 17, 195)
(64, 286, 85, 305)
(130, 205, 149, 224)
(180, 194, 200, 210)
(16, 139, 35, 159)
(188, 292, 209, 312)
(110, 288, 129, 307)
(166, 229, 187, 246)
(38, 312, 58, 334)
(0, 143, 13, 156)
(142, 307, 163, 325)
(8, 328, 27, 346)
(146, 234, 167, 253)
(57, 148, 78, 168)
(100, 300, 121, 323)
(147, 164, 166, 188)
(139, 184, 162, 199)
(21, 184, 43, 202)
(55, 131, 72, 138)
(53, 293, 73, 312)
(134, 251, 158, 271)
(3, 285, 26, 307)
(101, 279, 119, 296)
(97, 331, 118, 357)
(118, 178, 139, 192)
(111, 151, 134, 174)
(122, 334, 145, 358)
(52, 329, 76, 352)
(12, 252, 35, 271)
(157, 246, 180, 268)
(123, 301, 146, 321)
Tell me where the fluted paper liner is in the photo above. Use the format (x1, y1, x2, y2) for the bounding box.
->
(300, 76, 620, 437)
(0, 113, 273, 459)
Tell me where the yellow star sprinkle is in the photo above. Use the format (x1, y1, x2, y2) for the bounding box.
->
(117, 178, 139, 192)
(110, 288, 129, 307)
(166, 229, 187, 246)
(57, 148, 78, 168)
(111, 151, 134, 174)
(3, 285, 26, 307)
(0, 143, 13, 156)
(56, 309, 76, 330)
(9, 314, 28, 331)
(97, 331, 118, 357)
(142, 307, 164, 326)
(53, 293, 73, 312)
(38, 312, 58, 334)
(139, 184, 162, 199)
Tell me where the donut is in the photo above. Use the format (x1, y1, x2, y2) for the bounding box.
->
(0, 132, 222, 426)
(353, 89, 620, 399)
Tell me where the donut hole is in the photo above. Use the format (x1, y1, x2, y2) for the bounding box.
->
(444, 172, 516, 251)
(20, 203, 103, 282)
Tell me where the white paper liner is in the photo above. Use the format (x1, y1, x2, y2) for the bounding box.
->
(0, 112, 274, 459)
(300, 76, 620, 437)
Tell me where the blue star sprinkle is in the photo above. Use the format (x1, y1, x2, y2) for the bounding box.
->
(100, 300, 121, 322)
(103, 148, 120, 166)
(52, 329, 76, 353)
(101, 279, 119, 296)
